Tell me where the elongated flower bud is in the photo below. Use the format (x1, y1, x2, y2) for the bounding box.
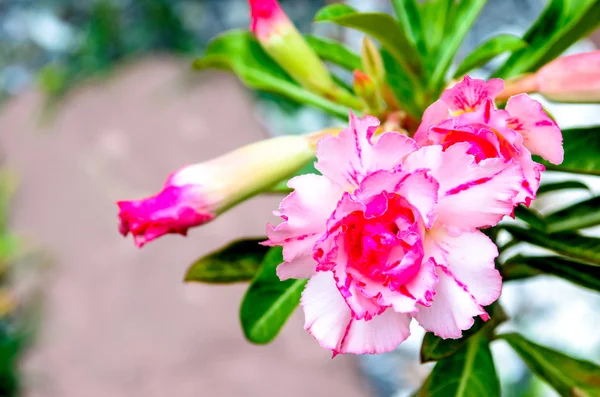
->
(353, 70, 381, 114)
(361, 37, 385, 85)
(248, 0, 360, 108)
(118, 135, 315, 247)
(498, 51, 600, 103)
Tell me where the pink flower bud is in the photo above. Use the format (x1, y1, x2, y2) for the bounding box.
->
(249, 0, 290, 41)
(536, 50, 600, 102)
(118, 135, 315, 247)
(498, 51, 600, 103)
(248, 0, 361, 109)
(353, 70, 383, 115)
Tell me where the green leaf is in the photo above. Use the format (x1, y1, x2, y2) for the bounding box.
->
(391, 0, 427, 58)
(545, 196, 600, 233)
(537, 180, 591, 196)
(501, 255, 600, 291)
(514, 205, 547, 232)
(499, 333, 600, 397)
(453, 35, 527, 78)
(240, 247, 306, 344)
(494, 0, 600, 78)
(314, 4, 422, 79)
(304, 35, 362, 72)
(542, 126, 600, 176)
(193, 30, 350, 119)
(416, 331, 500, 396)
(502, 225, 600, 265)
(536, 1, 600, 70)
(431, 0, 487, 88)
(421, 304, 507, 363)
(419, 0, 452, 57)
(184, 238, 268, 284)
(381, 49, 422, 117)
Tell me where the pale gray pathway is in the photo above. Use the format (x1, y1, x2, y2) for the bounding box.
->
(0, 57, 371, 397)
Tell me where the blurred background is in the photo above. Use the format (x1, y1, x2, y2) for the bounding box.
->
(0, 0, 598, 396)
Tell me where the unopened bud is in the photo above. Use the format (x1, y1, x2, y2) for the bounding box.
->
(361, 37, 385, 84)
(498, 50, 600, 103)
(117, 135, 314, 247)
(249, 1, 332, 93)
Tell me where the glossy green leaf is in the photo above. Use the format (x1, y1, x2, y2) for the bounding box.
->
(381, 49, 422, 117)
(416, 331, 500, 396)
(184, 238, 268, 283)
(537, 180, 591, 196)
(240, 247, 306, 344)
(421, 304, 507, 363)
(533, 0, 600, 74)
(419, 0, 452, 57)
(193, 30, 350, 119)
(514, 205, 547, 232)
(431, 0, 487, 87)
(499, 333, 600, 397)
(501, 255, 600, 291)
(502, 225, 600, 265)
(494, 0, 600, 78)
(543, 126, 600, 176)
(391, 0, 427, 58)
(314, 4, 422, 79)
(453, 35, 527, 78)
(304, 35, 362, 72)
(545, 196, 600, 233)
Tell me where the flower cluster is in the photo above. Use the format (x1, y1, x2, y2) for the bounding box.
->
(116, 76, 562, 355)
(265, 77, 563, 355)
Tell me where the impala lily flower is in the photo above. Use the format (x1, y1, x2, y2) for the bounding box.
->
(118, 135, 315, 247)
(415, 76, 563, 206)
(498, 51, 600, 103)
(266, 112, 521, 355)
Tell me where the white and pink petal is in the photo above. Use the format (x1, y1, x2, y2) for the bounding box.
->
(441, 76, 504, 113)
(414, 227, 502, 338)
(506, 94, 564, 165)
(356, 169, 439, 228)
(302, 272, 412, 355)
(406, 143, 523, 231)
(266, 174, 343, 280)
(315, 112, 417, 190)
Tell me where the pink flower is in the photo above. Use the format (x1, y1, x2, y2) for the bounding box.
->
(266, 112, 521, 355)
(415, 76, 563, 205)
(118, 135, 315, 247)
(498, 51, 600, 103)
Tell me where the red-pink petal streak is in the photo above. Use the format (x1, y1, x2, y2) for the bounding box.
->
(445, 176, 493, 196)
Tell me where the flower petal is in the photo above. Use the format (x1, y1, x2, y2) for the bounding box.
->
(315, 111, 417, 190)
(356, 169, 439, 228)
(266, 174, 342, 280)
(441, 76, 504, 113)
(406, 144, 523, 231)
(505, 94, 564, 165)
(414, 99, 450, 146)
(426, 228, 501, 306)
(414, 228, 501, 338)
(117, 185, 215, 248)
(413, 269, 485, 339)
(302, 272, 412, 355)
